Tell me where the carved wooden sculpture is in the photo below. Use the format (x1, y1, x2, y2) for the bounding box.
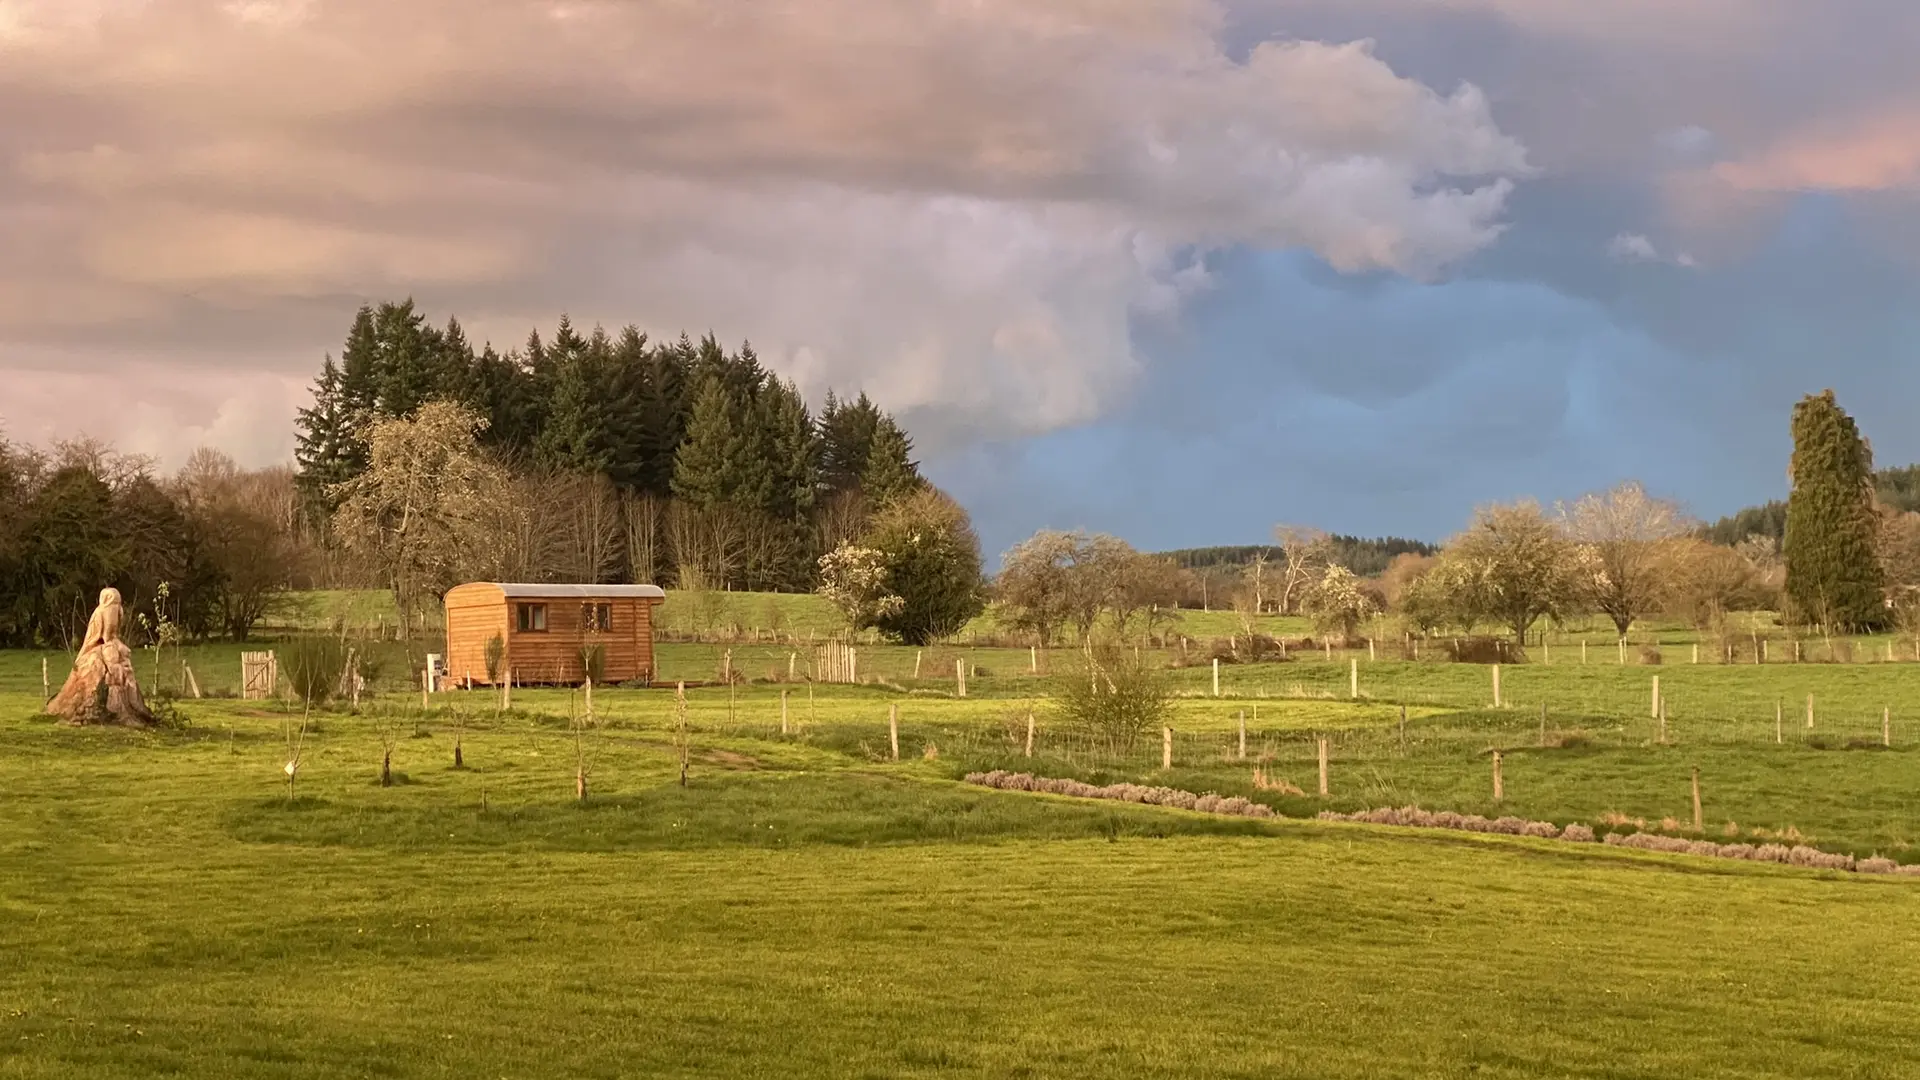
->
(48, 588, 154, 725)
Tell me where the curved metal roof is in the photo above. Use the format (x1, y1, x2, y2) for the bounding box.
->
(492, 583, 666, 599)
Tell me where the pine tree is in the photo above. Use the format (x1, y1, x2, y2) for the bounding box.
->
(861, 417, 923, 506)
(601, 326, 653, 491)
(535, 323, 614, 472)
(819, 391, 883, 494)
(368, 299, 452, 416)
(1785, 389, 1886, 629)
(671, 378, 747, 510)
(293, 355, 367, 518)
(763, 377, 819, 521)
(630, 337, 695, 496)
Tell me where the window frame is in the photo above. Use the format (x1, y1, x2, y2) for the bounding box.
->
(581, 602, 613, 633)
(516, 602, 549, 633)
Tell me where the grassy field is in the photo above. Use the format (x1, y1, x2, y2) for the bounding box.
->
(6, 627, 1920, 1077)
(261, 587, 1852, 654)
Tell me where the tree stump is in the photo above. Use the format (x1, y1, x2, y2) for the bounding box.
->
(48, 588, 153, 726)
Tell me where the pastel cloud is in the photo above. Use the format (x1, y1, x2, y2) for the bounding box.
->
(0, 0, 1529, 469)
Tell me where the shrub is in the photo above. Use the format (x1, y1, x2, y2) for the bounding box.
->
(1054, 645, 1172, 752)
(483, 633, 505, 683)
(283, 636, 348, 708)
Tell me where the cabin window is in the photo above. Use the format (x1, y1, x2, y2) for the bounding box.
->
(582, 603, 613, 632)
(516, 603, 548, 632)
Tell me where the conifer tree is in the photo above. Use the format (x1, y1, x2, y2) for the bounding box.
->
(861, 417, 923, 506)
(819, 391, 883, 494)
(1785, 389, 1886, 629)
(671, 378, 748, 510)
(763, 377, 819, 522)
(535, 323, 614, 472)
(601, 326, 654, 491)
(293, 355, 367, 518)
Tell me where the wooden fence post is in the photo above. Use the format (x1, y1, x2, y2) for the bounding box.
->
(1885, 706, 1892, 748)
(914, 650, 922, 679)
(850, 648, 859, 684)
(1212, 658, 1220, 698)
(1030, 646, 1038, 674)
(1659, 700, 1668, 745)
(1237, 710, 1247, 760)
(1162, 727, 1173, 770)
(955, 658, 967, 698)
(1317, 737, 1329, 797)
(789, 652, 797, 680)
(503, 669, 513, 711)
(1025, 713, 1035, 757)
(1581, 639, 1587, 664)
(1543, 638, 1550, 665)
(1775, 699, 1782, 744)
(1349, 658, 1359, 700)
(1399, 703, 1407, 746)
(1651, 675, 1660, 719)
(1323, 639, 1332, 661)
(185, 666, 202, 700)
(42, 656, 50, 704)
(1539, 701, 1547, 747)
(1806, 693, 1815, 730)
(781, 690, 790, 735)
(889, 703, 899, 761)
(1492, 751, 1504, 802)
(1368, 638, 1376, 661)
(1691, 766, 1703, 832)
(1491, 664, 1502, 708)
(1691, 643, 1699, 665)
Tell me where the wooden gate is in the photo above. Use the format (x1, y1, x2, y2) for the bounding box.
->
(241, 651, 277, 700)
(814, 643, 858, 684)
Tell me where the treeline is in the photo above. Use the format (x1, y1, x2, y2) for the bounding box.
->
(991, 391, 1917, 646)
(296, 300, 925, 594)
(0, 440, 301, 647)
(1702, 463, 1920, 546)
(1162, 537, 1437, 581)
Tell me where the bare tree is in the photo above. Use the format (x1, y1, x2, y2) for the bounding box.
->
(1272, 526, 1331, 615)
(620, 491, 667, 585)
(1561, 481, 1694, 640)
(544, 470, 622, 584)
(996, 530, 1079, 647)
(330, 401, 509, 634)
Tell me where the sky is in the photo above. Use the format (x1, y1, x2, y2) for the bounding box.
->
(5, 1, 1920, 560)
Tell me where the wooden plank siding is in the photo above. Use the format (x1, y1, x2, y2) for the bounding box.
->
(444, 583, 661, 686)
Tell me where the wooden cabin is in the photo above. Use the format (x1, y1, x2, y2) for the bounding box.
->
(443, 583, 667, 686)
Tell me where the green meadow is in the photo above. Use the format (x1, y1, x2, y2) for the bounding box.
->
(6, 596, 1920, 1077)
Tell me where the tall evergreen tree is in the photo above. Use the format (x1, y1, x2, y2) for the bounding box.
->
(1785, 389, 1886, 628)
(367, 299, 453, 416)
(535, 323, 615, 472)
(671, 378, 756, 510)
(763, 377, 820, 522)
(601, 326, 654, 490)
(293, 355, 367, 518)
(819, 391, 883, 494)
(629, 336, 695, 496)
(861, 416, 923, 506)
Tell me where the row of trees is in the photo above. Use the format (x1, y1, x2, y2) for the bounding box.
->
(336, 402, 991, 641)
(0, 438, 300, 647)
(983, 392, 1910, 647)
(296, 300, 925, 592)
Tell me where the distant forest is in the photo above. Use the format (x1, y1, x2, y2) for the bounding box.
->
(1702, 464, 1920, 546)
(1161, 537, 1438, 579)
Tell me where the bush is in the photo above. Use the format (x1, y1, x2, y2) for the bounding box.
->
(283, 636, 348, 708)
(1054, 646, 1172, 752)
